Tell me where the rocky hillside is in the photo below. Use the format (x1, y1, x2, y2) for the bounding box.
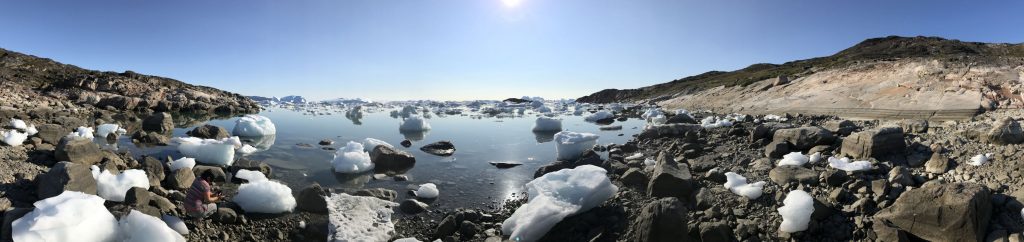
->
(0, 48, 260, 116)
(579, 36, 1024, 120)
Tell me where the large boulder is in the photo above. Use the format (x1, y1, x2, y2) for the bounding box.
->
(627, 197, 695, 242)
(823, 120, 857, 136)
(296, 183, 329, 214)
(193, 165, 227, 182)
(370, 145, 416, 174)
(35, 124, 66, 145)
(647, 152, 694, 200)
(891, 119, 928, 134)
(764, 140, 790, 158)
(840, 127, 906, 159)
(142, 112, 174, 133)
(167, 168, 196, 190)
(187, 124, 230, 139)
(772, 126, 835, 151)
(141, 156, 165, 186)
(986, 117, 1024, 145)
(55, 137, 104, 165)
(769, 165, 819, 185)
(875, 183, 991, 242)
(36, 162, 98, 199)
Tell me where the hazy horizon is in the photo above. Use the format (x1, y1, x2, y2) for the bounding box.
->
(2, 0, 1023, 101)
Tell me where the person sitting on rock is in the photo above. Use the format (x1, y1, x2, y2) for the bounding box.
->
(185, 172, 222, 218)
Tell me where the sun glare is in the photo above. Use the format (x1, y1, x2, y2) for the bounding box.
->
(501, 0, 522, 8)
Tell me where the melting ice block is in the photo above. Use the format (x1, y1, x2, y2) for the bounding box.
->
(778, 152, 809, 166)
(12, 191, 119, 242)
(2, 130, 27, 146)
(173, 137, 239, 166)
(233, 114, 277, 136)
(553, 131, 599, 161)
(118, 210, 186, 242)
(361, 138, 393, 152)
(167, 157, 196, 171)
(827, 157, 872, 172)
(414, 183, 439, 199)
(583, 110, 614, 122)
(531, 117, 563, 132)
(91, 166, 150, 202)
(331, 141, 374, 173)
(778, 190, 814, 232)
(232, 171, 295, 214)
(399, 115, 431, 132)
(724, 172, 765, 200)
(502, 165, 617, 242)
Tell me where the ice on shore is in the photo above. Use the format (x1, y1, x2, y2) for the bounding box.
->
(12, 191, 119, 242)
(643, 158, 656, 167)
(10, 118, 28, 130)
(399, 115, 432, 132)
(778, 190, 814, 232)
(553, 131, 599, 161)
(173, 137, 238, 166)
(67, 126, 95, 140)
(2, 129, 27, 146)
(625, 153, 643, 160)
(237, 144, 258, 155)
(969, 153, 993, 166)
(91, 166, 150, 202)
(700, 116, 733, 128)
(502, 165, 617, 242)
(414, 183, 439, 199)
(808, 152, 822, 163)
(362, 138, 393, 152)
(96, 123, 126, 138)
(827, 157, 872, 172)
(118, 210, 186, 242)
(724, 172, 765, 200)
(583, 110, 614, 122)
(235, 169, 269, 182)
(160, 215, 189, 235)
(233, 114, 277, 136)
(641, 108, 663, 120)
(167, 157, 196, 171)
(778, 152, 809, 166)
(327, 193, 399, 242)
(232, 171, 296, 213)
(331, 141, 374, 173)
(532, 117, 563, 132)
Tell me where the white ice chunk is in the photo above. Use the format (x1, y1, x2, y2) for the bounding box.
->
(91, 167, 150, 202)
(25, 124, 38, 136)
(233, 177, 296, 213)
(96, 124, 122, 138)
(399, 115, 432, 132)
(502, 165, 617, 242)
(641, 108, 663, 120)
(232, 114, 277, 136)
(414, 183, 439, 199)
(700, 116, 734, 128)
(67, 126, 95, 140)
(361, 138, 393, 152)
(827, 157, 872, 172)
(173, 137, 237, 166)
(531, 117, 562, 132)
(723, 172, 765, 200)
(237, 144, 258, 155)
(10, 119, 27, 130)
(330, 141, 374, 173)
(643, 158, 656, 167)
(327, 193, 399, 242)
(537, 105, 552, 113)
(2, 130, 27, 146)
(624, 153, 643, 160)
(235, 169, 269, 182)
(649, 115, 667, 125)
(778, 152, 809, 166)
(118, 210, 186, 242)
(167, 157, 196, 171)
(553, 131, 599, 161)
(393, 238, 422, 242)
(160, 215, 189, 235)
(583, 110, 614, 122)
(969, 153, 993, 166)
(777, 190, 814, 232)
(808, 152, 822, 164)
(12, 191, 119, 242)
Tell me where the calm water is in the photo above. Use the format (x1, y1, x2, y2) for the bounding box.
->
(119, 107, 644, 210)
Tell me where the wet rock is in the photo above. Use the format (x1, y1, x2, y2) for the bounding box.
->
(296, 183, 329, 214)
(459, 221, 482, 238)
(230, 158, 272, 179)
(400, 199, 429, 214)
(353, 188, 398, 201)
(647, 152, 694, 200)
(764, 140, 790, 158)
(319, 139, 334, 146)
(666, 114, 696, 124)
(142, 112, 174, 133)
(370, 145, 416, 174)
(875, 183, 991, 242)
(168, 168, 196, 190)
(772, 126, 835, 150)
(769, 165, 819, 185)
(400, 140, 412, 148)
(987, 117, 1024, 145)
(55, 137, 104, 165)
(36, 161, 97, 199)
(187, 124, 230, 139)
(533, 161, 570, 178)
(420, 141, 456, 156)
(824, 120, 857, 136)
(627, 197, 694, 242)
(840, 127, 906, 159)
(2, 207, 32, 241)
(489, 161, 522, 168)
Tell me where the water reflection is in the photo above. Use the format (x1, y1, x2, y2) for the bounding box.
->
(532, 131, 557, 143)
(332, 171, 372, 189)
(240, 134, 277, 150)
(399, 130, 429, 141)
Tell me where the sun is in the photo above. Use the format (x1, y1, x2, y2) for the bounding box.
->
(501, 0, 522, 8)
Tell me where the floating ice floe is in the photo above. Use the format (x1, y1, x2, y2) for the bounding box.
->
(2, 129, 27, 146)
(778, 152, 809, 166)
(532, 117, 563, 132)
(160, 215, 189, 235)
(173, 136, 242, 166)
(233, 114, 277, 136)
(118, 210, 186, 242)
(167, 157, 196, 171)
(67, 126, 95, 140)
(399, 115, 432, 132)
(327, 193, 399, 242)
(583, 110, 614, 122)
(553, 131, 599, 161)
(362, 138, 393, 151)
(808, 152, 822, 163)
(969, 153, 993, 166)
(96, 123, 126, 138)
(91, 166, 150, 202)
(537, 105, 552, 113)
(778, 190, 814, 232)
(331, 141, 374, 173)
(414, 183, 439, 199)
(700, 116, 734, 128)
(724, 172, 765, 200)
(502, 165, 617, 242)
(12, 191, 119, 242)
(827, 157, 872, 172)
(232, 171, 296, 213)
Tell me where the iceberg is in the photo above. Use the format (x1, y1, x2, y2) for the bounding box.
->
(118, 210, 186, 242)
(331, 141, 374, 173)
(232, 171, 296, 213)
(553, 131, 599, 161)
(232, 114, 277, 136)
(777, 190, 814, 232)
(173, 137, 238, 166)
(91, 166, 150, 202)
(827, 157, 872, 172)
(414, 183, 439, 199)
(583, 110, 614, 122)
(399, 115, 431, 132)
(778, 152, 809, 166)
(531, 117, 562, 132)
(502, 165, 617, 242)
(723, 172, 765, 200)
(2, 129, 27, 146)
(12, 191, 119, 242)
(327, 193, 399, 242)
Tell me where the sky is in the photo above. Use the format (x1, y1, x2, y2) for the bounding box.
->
(1, 0, 1023, 101)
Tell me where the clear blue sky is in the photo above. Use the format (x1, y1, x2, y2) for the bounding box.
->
(1, 1, 1022, 101)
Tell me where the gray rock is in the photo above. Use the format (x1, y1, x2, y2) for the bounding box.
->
(36, 161, 97, 199)
(620, 168, 649, 188)
(459, 221, 482, 238)
(665, 114, 696, 124)
(769, 165, 819, 185)
(764, 140, 790, 158)
(213, 207, 238, 223)
(399, 199, 429, 214)
(142, 112, 174, 133)
(987, 117, 1024, 145)
(925, 152, 950, 174)
(150, 194, 176, 213)
(35, 124, 66, 144)
(296, 183, 329, 214)
(131, 131, 169, 145)
(647, 152, 694, 200)
(353, 188, 398, 202)
(772, 126, 835, 151)
(124, 187, 151, 207)
(840, 127, 906, 159)
(699, 221, 734, 242)
(141, 156, 165, 186)
(420, 141, 456, 156)
(893, 119, 928, 134)
(875, 183, 991, 242)
(873, 220, 910, 242)
(187, 124, 230, 139)
(370, 145, 416, 174)
(637, 124, 702, 140)
(824, 120, 857, 136)
(627, 197, 695, 242)
(193, 165, 227, 182)
(168, 168, 196, 190)
(55, 137, 104, 165)
(436, 215, 459, 237)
